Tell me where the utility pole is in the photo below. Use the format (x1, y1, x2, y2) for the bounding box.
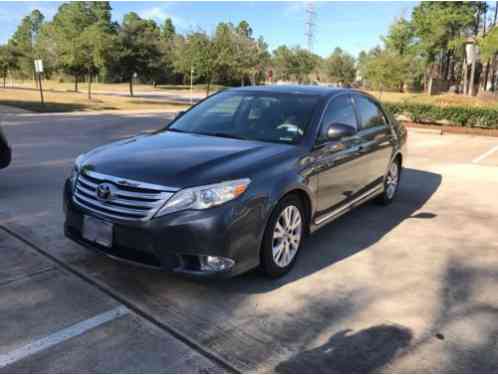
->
(190, 65, 194, 105)
(305, 2, 316, 52)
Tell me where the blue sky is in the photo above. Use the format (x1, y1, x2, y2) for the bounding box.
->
(0, 1, 417, 57)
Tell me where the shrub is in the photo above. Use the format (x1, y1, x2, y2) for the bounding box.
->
(383, 102, 498, 129)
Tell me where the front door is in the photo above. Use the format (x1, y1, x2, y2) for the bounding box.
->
(311, 94, 366, 216)
(352, 95, 395, 187)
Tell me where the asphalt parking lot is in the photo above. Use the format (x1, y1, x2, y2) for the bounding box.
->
(1, 112, 497, 373)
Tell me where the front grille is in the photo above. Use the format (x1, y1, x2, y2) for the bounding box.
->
(73, 170, 175, 221)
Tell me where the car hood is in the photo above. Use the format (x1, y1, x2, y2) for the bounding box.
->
(80, 131, 297, 189)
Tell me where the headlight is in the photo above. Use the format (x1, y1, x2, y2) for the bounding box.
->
(155, 178, 251, 217)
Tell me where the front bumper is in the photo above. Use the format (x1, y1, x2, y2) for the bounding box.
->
(63, 180, 265, 278)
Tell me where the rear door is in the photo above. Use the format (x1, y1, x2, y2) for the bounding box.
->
(352, 94, 395, 188)
(312, 94, 365, 215)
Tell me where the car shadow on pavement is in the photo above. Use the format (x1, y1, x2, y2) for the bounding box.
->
(219, 167, 442, 293)
(275, 324, 413, 373)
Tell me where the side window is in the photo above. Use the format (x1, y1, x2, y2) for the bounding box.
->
(318, 95, 357, 142)
(354, 96, 388, 130)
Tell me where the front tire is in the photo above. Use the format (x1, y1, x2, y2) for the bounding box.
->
(377, 158, 401, 205)
(260, 195, 305, 278)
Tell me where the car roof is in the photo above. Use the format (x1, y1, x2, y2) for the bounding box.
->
(228, 84, 355, 97)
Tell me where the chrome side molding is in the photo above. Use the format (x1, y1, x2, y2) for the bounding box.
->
(314, 184, 384, 225)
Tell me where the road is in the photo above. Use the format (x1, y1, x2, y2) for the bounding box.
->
(1, 112, 497, 372)
(92, 90, 205, 104)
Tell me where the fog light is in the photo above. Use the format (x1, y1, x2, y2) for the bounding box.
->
(200, 255, 235, 272)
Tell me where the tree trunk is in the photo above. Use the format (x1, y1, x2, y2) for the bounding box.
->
(206, 75, 211, 97)
(129, 79, 134, 97)
(463, 57, 468, 95)
(469, 57, 477, 96)
(483, 59, 490, 91)
(240, 76, 244, 87)
(74, 76, 79, 92)
(491, 55, 497, 91)
(87, 73, 92, 100)
(494, 1, 498, 25)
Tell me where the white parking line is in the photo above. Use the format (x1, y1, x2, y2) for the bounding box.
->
(0, 305, 128, 368)
(472, 144, 498, 164)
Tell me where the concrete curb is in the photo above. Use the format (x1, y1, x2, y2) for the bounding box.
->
(403, 122, 498, 138)
(0, 225, 241, 374)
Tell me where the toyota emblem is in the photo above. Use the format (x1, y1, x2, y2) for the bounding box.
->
(96, 183, 115, 202)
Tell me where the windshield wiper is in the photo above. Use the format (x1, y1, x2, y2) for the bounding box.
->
(167, 127, 190, 133)
(199, 132, 248, 140)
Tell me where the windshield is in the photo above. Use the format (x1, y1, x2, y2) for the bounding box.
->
(168, 91, 320, 144)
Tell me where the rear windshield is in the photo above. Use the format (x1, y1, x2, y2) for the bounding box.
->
(168, 91, 320, 144)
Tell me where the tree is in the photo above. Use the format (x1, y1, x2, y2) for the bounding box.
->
(383, 18, 414, 57)
(0, 44, 19, 87)
(33, 22, 57, 79)
(325, 47, 356, 86)
(411, 2, 476, 93)
(9, 10, 45, 80)
(272, 46, 319, 83)
(113, 12, 162, 96)
(358, 47, 408, 92)
(51, 2, 115, 92)
(153, 18, 177, 86)
(382, 17, 419, 91)
(172, 30, 215, 94)
(77, 23, 114, 99)
(162, 18, 176, 41)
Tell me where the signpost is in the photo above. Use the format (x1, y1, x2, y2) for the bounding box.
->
(34, 59, 44, 106)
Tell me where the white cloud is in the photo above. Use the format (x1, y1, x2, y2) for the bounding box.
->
(138, 6, 186, 29)
(283, 2, 304, 17)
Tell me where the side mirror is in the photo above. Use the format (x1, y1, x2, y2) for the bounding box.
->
(326, 122, 356, 142)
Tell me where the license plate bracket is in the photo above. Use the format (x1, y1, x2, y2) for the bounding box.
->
(82, 215, 113, 248)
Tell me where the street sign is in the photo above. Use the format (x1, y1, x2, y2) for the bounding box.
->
(34, 59, 44, 73)
(34, 59, 44, 105)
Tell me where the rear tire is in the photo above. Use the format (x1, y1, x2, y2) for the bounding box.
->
(260, 195, 305, 278)
(377, 158, 401, 205)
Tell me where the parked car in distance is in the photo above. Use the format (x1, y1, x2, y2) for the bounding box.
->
(0, 124, 11, 169)
(63, 85, 407, 278)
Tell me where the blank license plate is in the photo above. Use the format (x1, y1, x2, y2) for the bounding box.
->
(82, 215, 113, 248)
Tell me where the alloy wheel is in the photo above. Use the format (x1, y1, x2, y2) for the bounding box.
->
(272, 205, 303, 268)
(386, 162, 399, 199)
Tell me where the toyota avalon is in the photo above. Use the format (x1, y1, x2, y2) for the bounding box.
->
(63, 86, 407, 278)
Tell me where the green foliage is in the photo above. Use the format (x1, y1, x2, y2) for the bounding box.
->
(359, 49, 409, 91)
(272, 46, 319, 83)
(359, 16, 425, 91)
(162, 18, 176, 42)
(0, 44, 19, 86)
(171, 21, 270, 90)
(50, 2, 116, 89)
(411, 2, 476, 63)
(384, 102, 498, 129)
(479, 27, 498, 61)
(325, 47, 356, 85)
(112, 12, 162, 95)
(382, 18, 414, 56)
(9, 10, 45, 78)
